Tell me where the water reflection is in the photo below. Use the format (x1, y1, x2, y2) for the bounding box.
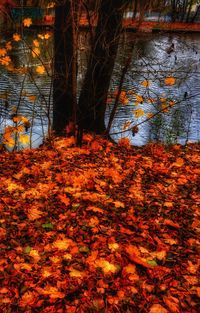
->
(0, 30, 199, 149)
(107, 32, 200, 145)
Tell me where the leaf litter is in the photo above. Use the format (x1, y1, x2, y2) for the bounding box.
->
(0, 135, 199, 312)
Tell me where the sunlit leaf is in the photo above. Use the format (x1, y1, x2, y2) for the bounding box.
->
(23, 18, 32, 27)
(35, 65, 45, 74)
(41, 286, 65, 299)
(95, 259, 118, 274)
(134, 108, 145, 118)
(19, 134, 29, 145)
(123, 264, 136, 274)
(44, 33, 51, 40)
(53, 237, 72, 250)
(149, 304, 168, 313)
(33, 39, 40, 47)
(29, 249, 40, 262)
(13, 33, 21, 42)
(69, 268, 85, 278)
(108, 242, 119, 251)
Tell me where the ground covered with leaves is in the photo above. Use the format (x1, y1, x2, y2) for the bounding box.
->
(0, 136, 199, 313)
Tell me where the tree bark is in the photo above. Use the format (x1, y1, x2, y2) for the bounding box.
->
(53, 1, 79, 136)
(77, 0, 129, 137)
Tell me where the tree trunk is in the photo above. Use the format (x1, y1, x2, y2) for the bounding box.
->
(78, 0, 129, 137)
(53, 1, 79, 136)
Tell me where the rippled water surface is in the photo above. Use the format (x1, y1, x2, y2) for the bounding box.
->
(0, 30, 199, 148)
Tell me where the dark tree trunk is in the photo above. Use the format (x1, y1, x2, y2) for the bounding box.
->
(53, 1, 78, 136)
(77, 0, 129, 137)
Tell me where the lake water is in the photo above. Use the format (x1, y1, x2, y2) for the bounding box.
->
(0, 30, 199, 149)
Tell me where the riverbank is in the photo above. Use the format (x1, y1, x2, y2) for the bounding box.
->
(78, 16, 200, 33)
(0, 136, 199, 312)
(123, 20, 200, 33)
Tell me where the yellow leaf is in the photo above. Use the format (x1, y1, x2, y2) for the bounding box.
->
(23, 18, 32, 27)
(29, 249, 40, 262)
(134, 108, 145, 118)
(3, 135, 15, 148)
(53, 237, 72, 250)
(95, 259, 118, 274)
(69, 268, 85, 278)
(63, 253, 72, 260)
(108, 243, 119, 251)
(36, 65, 45, 74)
(13, 33, 21, 42)
(19, 134, 29, 145)
(164, 77, 176, 86)
(41, 286, 65, 299)
(44, 33, 51, 40)
(38, 33, 44, 39)
(42, 267, 52, 277)
(141, 80, 150, 88)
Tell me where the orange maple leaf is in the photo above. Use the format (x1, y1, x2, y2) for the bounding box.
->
(23, 18, 32, 27)
(58, 194, 70, 206)
(27, 207, 43, 220)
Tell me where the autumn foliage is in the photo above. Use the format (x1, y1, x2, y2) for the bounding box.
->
(0, 136, 199, 312)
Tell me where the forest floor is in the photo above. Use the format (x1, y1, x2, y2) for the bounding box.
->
(0, 136, 199, 313)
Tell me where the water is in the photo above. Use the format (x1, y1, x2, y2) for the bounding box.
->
(0, 30, 199, 149)
(107, 32, 200, 145)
